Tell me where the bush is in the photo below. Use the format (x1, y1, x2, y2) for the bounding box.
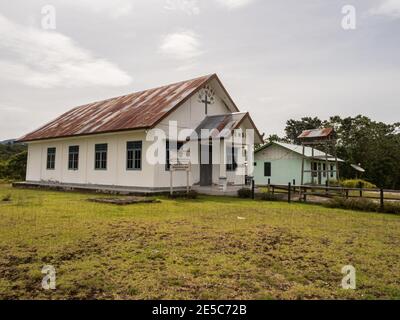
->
(380, 202, 400, 215)
(325, 197, 400, 215)
(340, 179, 377, 189)
(325, 197, 379, 212)
(328, 179, 341, 187)
(168, 190, 198, 199)
(0, 151, 27, 181)
(260, 192, 279, 201)
(1, 193, 11, 202)
(237, 188, 252, 199)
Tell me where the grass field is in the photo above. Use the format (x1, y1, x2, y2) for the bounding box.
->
(0, 184, 399, 300)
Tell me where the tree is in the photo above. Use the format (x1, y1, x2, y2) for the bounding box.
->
(0, 151, 27, 181)
(285, 117, 325, 144)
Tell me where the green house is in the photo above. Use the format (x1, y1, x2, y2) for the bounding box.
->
(254, 141, 343, 186)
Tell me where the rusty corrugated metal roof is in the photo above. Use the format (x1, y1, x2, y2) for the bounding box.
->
(19, 74, 221, 142)
(193, 112, 248, 139)
(297, 128, 334, 140)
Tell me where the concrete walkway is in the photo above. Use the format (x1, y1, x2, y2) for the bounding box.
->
(192, 185, 244, 196)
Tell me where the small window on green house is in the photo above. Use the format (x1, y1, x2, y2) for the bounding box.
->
(264, 162, 271, 177)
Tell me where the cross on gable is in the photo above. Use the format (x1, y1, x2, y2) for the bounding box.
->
(198, 85, 215, 115)
(201, 95, 211, 115)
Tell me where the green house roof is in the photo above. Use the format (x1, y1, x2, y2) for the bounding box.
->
(256, 141, 344, 162)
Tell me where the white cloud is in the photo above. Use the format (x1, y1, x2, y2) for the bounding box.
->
(160, 30, 202, 60)
(164, 0, 200, 15)
(216, 0, 254, 10)
(370, 0, 400, 18)
(0, 14, 132, 88)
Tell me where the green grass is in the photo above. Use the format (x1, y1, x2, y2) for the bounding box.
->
(1, 184, 400, 300)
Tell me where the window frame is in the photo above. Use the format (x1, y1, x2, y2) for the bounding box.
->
(94, 143, 108, 170)
(166, 140, 184, 171)
(46, 147, 56, 170)
(264, 162, 271, 177)
(126, 141, 142, 171)
(68, 145, 79, 171)
(226, 146, 238, 172)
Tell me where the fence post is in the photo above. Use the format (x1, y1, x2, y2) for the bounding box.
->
(288, 182, 291, 203)
(303, 187, 307, 202)
(251, 179, 255, 200)
(380, 188, 384, 210)
(359, 182, 363, 198)
(346, 189, 349, 199)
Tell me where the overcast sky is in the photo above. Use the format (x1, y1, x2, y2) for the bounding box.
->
(1, 0, 400, 140)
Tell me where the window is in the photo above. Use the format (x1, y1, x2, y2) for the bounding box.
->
(330, 164, 334, 178)
(323, 163, 327, 177)
(254, 162, 257, 166)
(166, 140, 184, 171)
(264, 162, 271, 177)
(46, 147, 56, 170)
(312, 162, 318, 177)
(127, 141, 142, 170)
(226, 147, 238, 172)
(68, 146, 79, 170)
(95, 144, 107, 170)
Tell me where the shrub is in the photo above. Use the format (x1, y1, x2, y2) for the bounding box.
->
(340, 179, 377, 189)
(328, 179, 341, 187)
(0, 151, 27, 181)
(260, 192, 279, 201)
(168, 190, 198, 199)
(1, 193, 11, 202)
(325, 197, 379, 212)
(237, 188, 252, 199)
(380, 202, 400, 215)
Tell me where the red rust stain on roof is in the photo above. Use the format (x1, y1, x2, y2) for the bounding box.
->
(19, 74, 214, 142)
(298, 128, 334, 139)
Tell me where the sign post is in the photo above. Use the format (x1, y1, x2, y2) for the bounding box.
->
(170, 161, 191, 195)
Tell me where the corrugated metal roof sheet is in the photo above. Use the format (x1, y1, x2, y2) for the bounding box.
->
(18, 74, 217, 142)
(351, 164, 365, 172)
(193, 112, 248, 139)
(298, 128, 334, 139)
(256, 141, 344, 162)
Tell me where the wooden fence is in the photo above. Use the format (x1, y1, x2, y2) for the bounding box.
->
(250, 181, 400, 209)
